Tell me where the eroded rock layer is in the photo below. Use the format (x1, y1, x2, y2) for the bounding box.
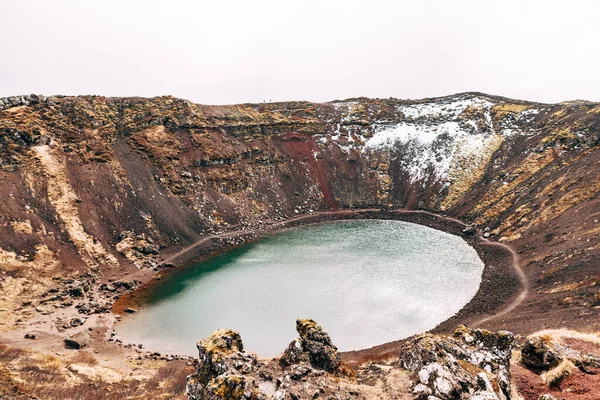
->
(1, 92, 598, 336)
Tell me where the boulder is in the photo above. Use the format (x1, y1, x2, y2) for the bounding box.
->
(280, 319, 341, 373)
(64, 330, 91, 349)
(462, 224, 477, 236)
(521, 335, 600, 372)
(520, 335, 600, 389)
(521, 337, 562, 370)
(69, 317, 85, 327)
(186, 329, 259, 400)
(139, 245, 159, 255)
(399, 325, 514, 400)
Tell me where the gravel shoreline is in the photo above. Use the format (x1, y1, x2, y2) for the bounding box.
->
(114, 208, 521, 364)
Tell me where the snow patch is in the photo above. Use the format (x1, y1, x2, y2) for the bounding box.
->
(364, 97, 495, 150)
(321, 96, 539, 185)
(365, 121, 463, 148)
(400, 98, 493, 120)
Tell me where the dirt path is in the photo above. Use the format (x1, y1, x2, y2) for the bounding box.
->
(158, 208, 381, 266)
(159, 230, 253, 266)
(158, 208, 530, 331)
(116, 207, 531, 367)
(391, 210, 530, 329)
(471, 240, 529, 327)
(158, 208, 443, 266)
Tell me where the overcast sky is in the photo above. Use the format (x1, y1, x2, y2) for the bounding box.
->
(1, 0, 599, 105)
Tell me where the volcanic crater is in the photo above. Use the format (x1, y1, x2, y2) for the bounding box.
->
(0, 92, 599, 399)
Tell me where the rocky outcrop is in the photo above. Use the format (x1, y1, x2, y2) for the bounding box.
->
(521, 337, 563, 370)
(187, 323, 517, 400)
(64, 329, 91, 349)
(521, 336, 600, 375)
(115, 230, 161, 269)
(399, 325, 514, 399)
(280, 319, 341, 373)
(186, 329, 260, 400)
(186, 321, 351, 400)
(0, 94, 48, 110)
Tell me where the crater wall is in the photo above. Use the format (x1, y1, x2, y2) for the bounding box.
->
(0, 92, 598, 333)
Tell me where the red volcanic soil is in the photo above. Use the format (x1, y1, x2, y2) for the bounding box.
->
(513, 337, 600, 400)
(278, 133, 337, 209)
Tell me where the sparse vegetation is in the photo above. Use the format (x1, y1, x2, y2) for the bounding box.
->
(69, 350, 98, 366)
(152, 363, 194, 394)
(541, 359, 577, 388)
(0, 344, 29, 361)
(0, 343, 192, 399)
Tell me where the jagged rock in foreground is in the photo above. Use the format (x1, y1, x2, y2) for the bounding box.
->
(398, 325, 515, 399)
(280, 319, 342, 373)
(519, 335, 600, 388)
(186, 322, 515, 400)
(186, 320, 350, 400)
(186, 329, 259, 400)
(521, 335, 600, 373)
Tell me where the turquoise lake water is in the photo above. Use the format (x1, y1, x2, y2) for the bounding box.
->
(118, 220, 483, 357)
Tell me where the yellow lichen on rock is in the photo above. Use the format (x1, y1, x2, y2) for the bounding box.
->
(199, 329, 244, 357)
(296, 318, 321, 333)
(207, 375, 247, 399)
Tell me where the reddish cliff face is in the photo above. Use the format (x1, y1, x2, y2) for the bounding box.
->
(0, 93, 599, 335)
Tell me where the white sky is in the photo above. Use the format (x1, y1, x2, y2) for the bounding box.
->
(1, 0, 599, 105)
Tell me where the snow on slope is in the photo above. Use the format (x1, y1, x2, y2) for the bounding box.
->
(365, 97, 496, 184)
(324, 96, 539, 188)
